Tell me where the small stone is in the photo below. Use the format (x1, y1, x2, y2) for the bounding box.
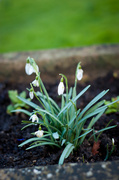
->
(33, 169, 41, 174)
(101, 163, 106, 169)
(33, 160, 36, 163)
(86, 169, 93, 177)
(47, 173, 53, 178)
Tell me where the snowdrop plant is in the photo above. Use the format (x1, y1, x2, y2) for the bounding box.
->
(15, 57, 117, 165)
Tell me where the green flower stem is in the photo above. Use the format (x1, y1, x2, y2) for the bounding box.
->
(30, 83, 45, 110)
(74, 62, 81, 89)
(59, 74, 69, 123)
(39, 77, 55, 117)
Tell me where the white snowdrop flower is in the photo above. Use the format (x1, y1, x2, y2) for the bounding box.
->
(58, 81, 65, 95)
(32, 79, 39, 87)
(29, 91, 34, 99)
(77, 69, 83, 81)
(25, 63, 35, 75)
(29, 114, 39, 123)
(35, 130, 44, 138)
(53, 132, 59, 139)
(112, 138, 115, 146)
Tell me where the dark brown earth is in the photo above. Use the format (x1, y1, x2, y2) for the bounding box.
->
(0, 72, 119, 169)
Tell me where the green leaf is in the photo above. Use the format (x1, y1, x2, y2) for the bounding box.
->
(105, 108, 117, 114)
(58, 85, 90, 117)
(68, 87, 73, 100)
(88, 109, 106, 129)
(17, 96, 41, 111)
(21, 123, 34, 130)
(19, 91, 27, 98)
(36, 91, 60, 112)
(12, 109, 31, 116)
(77, 107, 107, 127)
(78, 90, 109, 119)
(68, 109, 80, 127)
(26, 142, 60, 150)
(7, 104, 15, 114)
(89, 125, 117, 140)
(8, 90, 18, 104)
(37, 109, 64, 126)
(73, 129, 93, 142)
(58, 143, 74, 165)
(18, 134, 51, 147)
(84, 100, 105, 117)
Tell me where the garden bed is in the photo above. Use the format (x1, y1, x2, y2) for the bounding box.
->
(0, 45, 119, 180)
(0, 71, 119, 169)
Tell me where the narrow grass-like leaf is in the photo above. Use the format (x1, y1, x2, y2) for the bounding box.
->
(17, 96, 41, 111)
(21, 123, 34, 130)
(69, 87, 76, 120)
(26, 142, 60, 150)
(18, 134, 51, 147)
(73, 129, 93, 142)
(36, 91, 60, 112)
(89, 125, 117, 140)
(58, 85, 90, 117)
(68, 109, 80, 127)
(78, 90, 109, 119)
(75, 107, 107, 128)
(38, 109, 64, 126)
(58, 143, 74, 165)
(12, 109, 31, 116)
(68, 87, 73, 100)
(84, 100, 105, 117)
(88, 109, 105, 129)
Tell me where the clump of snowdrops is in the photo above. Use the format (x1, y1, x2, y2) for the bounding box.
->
(15, 57, 116, 165)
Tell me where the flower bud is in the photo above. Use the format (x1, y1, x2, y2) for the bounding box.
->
(77, 69, 83, 81)
(58, 79, 65, 95)
(29, 91, 34, 99)
(32, 77, 39, 87)
(25, 57, 39, 75)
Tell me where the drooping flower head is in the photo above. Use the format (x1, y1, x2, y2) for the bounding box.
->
(29, 114, 39, 123)
(76, 63, 83, 81)
(58, 77, 65, 95)
(25, 57, 39, 75)
(25, 58, 35, 75)
(35, 130, 44, 138)
(32, 76, 39, 87)
(29, 90, 34, 99)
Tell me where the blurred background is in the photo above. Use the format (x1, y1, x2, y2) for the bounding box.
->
(0, 0, 119, 53)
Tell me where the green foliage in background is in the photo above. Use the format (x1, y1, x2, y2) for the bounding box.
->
(0, 0, 119, 53)
(104, 96, 119, 114)
(7, 90, 30, 115)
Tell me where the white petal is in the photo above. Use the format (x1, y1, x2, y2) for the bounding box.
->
(30, 114, 39, 123)
(35, 130, 44, 138)
(25, 63, 34, 75)
(77, 69, 83, 80)
(53, 132, 59, 139)
(58, 82, 65, 95)
(29, 91, 34, 99)
(32, 79, 39, 87)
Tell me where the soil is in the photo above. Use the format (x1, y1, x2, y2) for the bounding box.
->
(0, 72, 119, 169)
